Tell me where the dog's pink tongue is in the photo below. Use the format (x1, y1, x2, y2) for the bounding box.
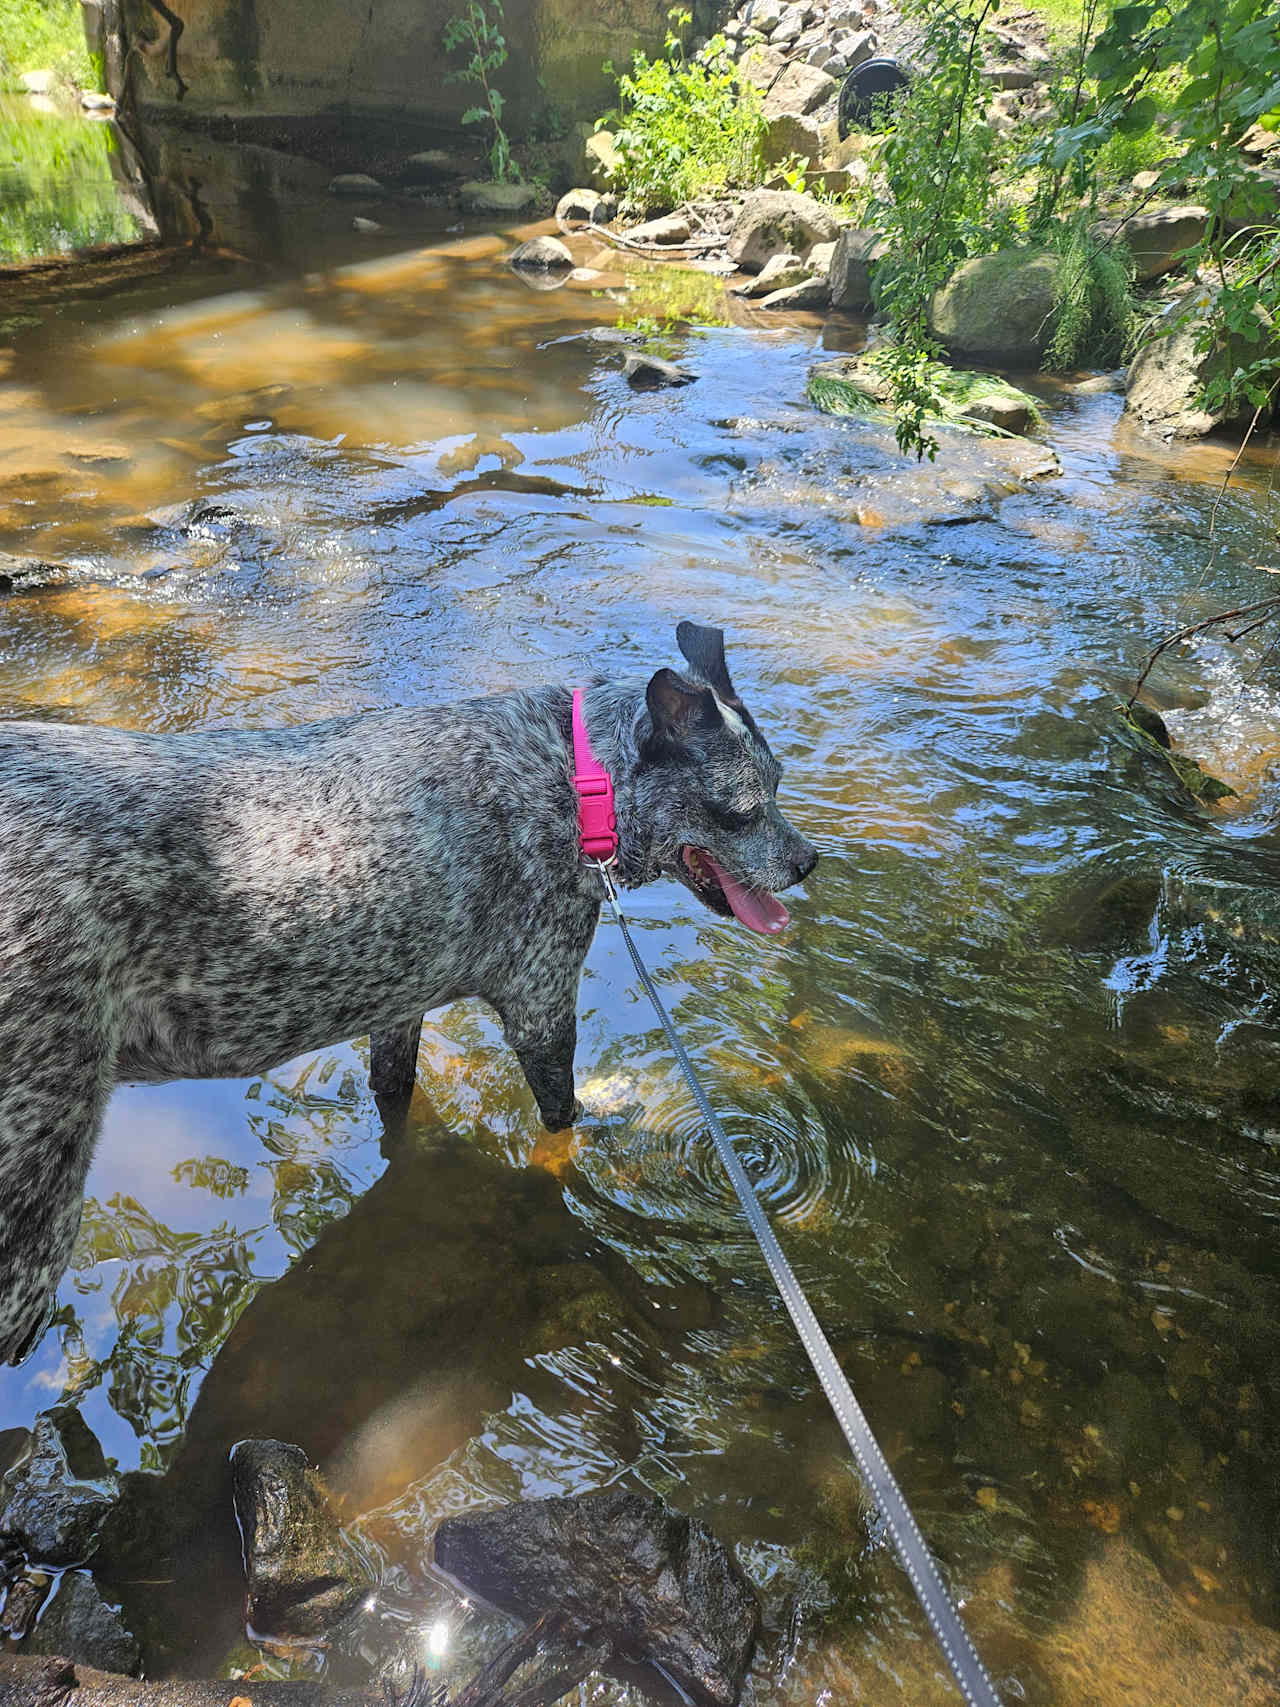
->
(703, 852, 790, 936)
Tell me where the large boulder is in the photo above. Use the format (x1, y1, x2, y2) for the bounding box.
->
(761, 61, 838, 119)
(509, 235, 574, 270)
(1092, 205, 1208, 282)
(929, 247, 1059, 366)
(230, 1440, 366, 1638)
(727, 190, 840, 272)
(1124, 285, 1274, 438)
(434, 1488, 759, 1707)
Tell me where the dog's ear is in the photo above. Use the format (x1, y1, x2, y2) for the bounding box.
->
(644, 668, 720, 754)
(676, 621, 738, 704)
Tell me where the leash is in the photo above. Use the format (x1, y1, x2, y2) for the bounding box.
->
(591, 858, 1004, 1707)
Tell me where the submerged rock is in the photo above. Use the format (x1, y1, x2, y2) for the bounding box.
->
(435, 1487, 759, 1707)
(20, 1572, 140, 1676)
(0, 1415, 118, 1568)
(230, 1440, 366, 1638)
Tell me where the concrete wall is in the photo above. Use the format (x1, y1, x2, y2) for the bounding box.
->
(114, 0, 675, 129)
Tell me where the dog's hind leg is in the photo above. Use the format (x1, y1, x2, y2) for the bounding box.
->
(370, 1015, 423, 1105)
(0, 1028, 112, 1367)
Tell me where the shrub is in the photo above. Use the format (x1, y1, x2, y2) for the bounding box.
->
(0, 0, 96, 90)
(1042, 213, 1135, 369)
(602, 11, 763, 216)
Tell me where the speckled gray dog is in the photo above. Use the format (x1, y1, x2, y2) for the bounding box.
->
(0, 623, 816, 1365)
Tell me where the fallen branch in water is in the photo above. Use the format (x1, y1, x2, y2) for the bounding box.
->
(1126, 590, 1280, 709)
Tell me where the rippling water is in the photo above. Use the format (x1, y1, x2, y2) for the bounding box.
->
(3, 142, 1280, 1705)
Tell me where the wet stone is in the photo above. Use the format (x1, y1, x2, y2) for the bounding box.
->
(20, 1571, 141, 1676)
(1, 1570, 48, 1641)
(0, 1415, 118, 1568)
(230, 1439, 366, 1638)
(624, 352, 696, 389)
(434, 1487, 759, 1707)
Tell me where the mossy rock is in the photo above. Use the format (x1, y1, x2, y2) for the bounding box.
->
(1116, 703, 1236, 804)
(929, 248, 1060, 367)
(808, 353, 1041, 436)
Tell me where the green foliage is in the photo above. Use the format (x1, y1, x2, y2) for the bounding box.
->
(443, 0, 517, 183)
(0, 107, 144, 262)
(1043, 213, 1135, 368)
(865, 0, 1005, 457)
(601, 8, 763, 216)
(0, 0, 96, 90)
(1042, 0, 1280, 420)
(808, 353, 1040, 437)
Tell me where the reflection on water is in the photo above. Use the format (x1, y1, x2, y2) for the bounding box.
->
(2, 144, 1280, 1706)
(0, 97, 149, 262)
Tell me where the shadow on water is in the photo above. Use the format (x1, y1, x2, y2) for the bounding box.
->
(2, 111, 1280, 1706)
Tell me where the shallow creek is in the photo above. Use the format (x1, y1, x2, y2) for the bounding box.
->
(3, 131, 1280, 1706)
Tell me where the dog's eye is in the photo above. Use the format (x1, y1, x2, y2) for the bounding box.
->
(709, 803, 761, 833)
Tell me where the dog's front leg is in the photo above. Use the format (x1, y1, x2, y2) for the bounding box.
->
(502, 1008, 580, 1132)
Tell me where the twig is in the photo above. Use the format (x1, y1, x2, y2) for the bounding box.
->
(1127, 593, 1280, 707)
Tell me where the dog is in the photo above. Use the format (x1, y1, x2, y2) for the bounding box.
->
(0, 622, 817, 1365)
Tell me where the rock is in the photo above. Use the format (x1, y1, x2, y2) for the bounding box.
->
(327, 173, 385, 197)
(0, 553, 69, 594)
(458, 179, 538, 215)
(557, 186, 601, 225)
(809, 354, 1041, 435)
(828, 225, 886, 311)
(0, 1416, 117, 1568)
(509, 235, 574, 270)
(762, 61, 838, 120)
(1242, 122, 1280, 159)
(1124, 284, 1274, 438)
(18, 70, 55, 94)
(982, 63, 1037, 89)
(759, 277, 830, 309)
(1132, 169, 1161, 192)
(1092, 205, 1208, 282)
(624, 352, 696, 389)
(230, 1440, 366, 1638)
(626, 212, 692, 245)
(737, 43, 787, 92)
(836, 29, 877, 70)
(769, 5, 805, 46)
(745, 0, 784, 30)
(79, 92, 114, 111)
(727, 189, 840, 272)
(434, 1488, 759, 1707)
(396, 149, 464, 184)
(20, 1573, 140, 1676)
(760, 110, 824, 168)
(583, 130, 620, 186)
(929, 247, 1059, 366)
(823, 52, 850, 77)
(731, 250, 809, 295)
(352, 216, 384, 233)
(1, 1571, 48, 1642)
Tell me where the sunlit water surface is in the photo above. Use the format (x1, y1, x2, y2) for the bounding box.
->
(3, 144, 1280, 1707)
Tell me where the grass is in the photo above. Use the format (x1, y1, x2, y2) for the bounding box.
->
(0, 0, 97, 92)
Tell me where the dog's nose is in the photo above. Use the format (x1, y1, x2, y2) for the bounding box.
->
(794, 846, 818, 884)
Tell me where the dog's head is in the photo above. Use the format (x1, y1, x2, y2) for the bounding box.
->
(623, 622, 818, 934)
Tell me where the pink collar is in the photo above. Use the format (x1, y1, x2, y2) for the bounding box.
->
(571, 689, 618, 865)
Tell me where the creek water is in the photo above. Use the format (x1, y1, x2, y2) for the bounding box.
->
(3, 119, 1280, 1707)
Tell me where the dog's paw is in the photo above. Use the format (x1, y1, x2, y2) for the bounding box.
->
(539, 1099, 584, 1133)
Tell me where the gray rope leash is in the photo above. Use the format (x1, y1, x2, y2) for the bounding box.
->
(595, 863, 1003, 1707)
